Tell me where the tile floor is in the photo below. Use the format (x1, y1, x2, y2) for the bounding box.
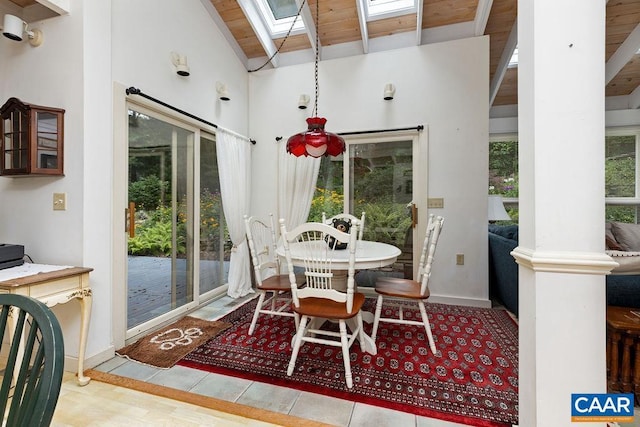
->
(94, 294, 472, 427)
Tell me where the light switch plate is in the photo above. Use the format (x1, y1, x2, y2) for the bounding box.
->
(427, 198, 444, 208)
(53, 193, 66, 211)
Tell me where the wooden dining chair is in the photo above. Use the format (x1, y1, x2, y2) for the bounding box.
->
(322, 211, 366, 240)
(371, 214, 444, 355)
(244, 214, 302, 335)
(279, 219, 365, 389)
(0, 294, 64, 427)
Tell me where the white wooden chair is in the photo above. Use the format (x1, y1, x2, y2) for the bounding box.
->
(279, 219, 364, 389)
(244, 214, 302, 335)
(322, 211, 366, 240)
(371, 214, 444, 355)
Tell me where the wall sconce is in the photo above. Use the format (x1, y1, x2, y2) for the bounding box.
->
(2, 14, 43, 47)
(298, 94, 310, 109)
(216, 82, 230, 101)
(383, 83, 396, 101)
(170, 52, 190, 76)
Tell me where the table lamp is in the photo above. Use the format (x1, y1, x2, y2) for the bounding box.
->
(488, 195, 511, 223)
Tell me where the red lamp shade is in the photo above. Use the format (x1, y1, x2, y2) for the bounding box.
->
(286, 117, 345, 157)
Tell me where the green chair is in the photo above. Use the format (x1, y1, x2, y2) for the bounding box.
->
(0, 294, 64, 427)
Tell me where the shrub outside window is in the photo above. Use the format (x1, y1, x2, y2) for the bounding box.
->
(489, 134, 518, 223)
(606, 128, 640, 224)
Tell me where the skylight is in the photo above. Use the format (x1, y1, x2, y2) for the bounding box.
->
(365, 0, 416, 20)
(257, 0, 305, 38)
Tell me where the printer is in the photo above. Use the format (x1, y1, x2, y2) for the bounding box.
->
(0, 244, 24, 270)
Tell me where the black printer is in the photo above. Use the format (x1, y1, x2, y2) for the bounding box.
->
(0, 244, 24, 270)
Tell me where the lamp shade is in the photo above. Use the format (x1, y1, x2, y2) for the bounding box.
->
(488, 195, 511, 221)
(286, 117, 345, 158)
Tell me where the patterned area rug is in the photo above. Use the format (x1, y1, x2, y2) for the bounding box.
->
(117, 316, 231, 368)
(179, 299, 518, 427)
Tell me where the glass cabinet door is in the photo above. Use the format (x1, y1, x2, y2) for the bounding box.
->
(35, 111, 60, 170)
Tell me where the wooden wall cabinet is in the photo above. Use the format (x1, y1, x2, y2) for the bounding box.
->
(0, 97, 65, 176)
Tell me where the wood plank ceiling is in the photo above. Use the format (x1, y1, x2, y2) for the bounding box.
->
(3, 0, 639, 107)
(208, 0, 640, 108)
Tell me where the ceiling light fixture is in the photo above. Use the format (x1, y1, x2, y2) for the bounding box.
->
(286, 0, 345, 158)
(2, 14, 43, 47)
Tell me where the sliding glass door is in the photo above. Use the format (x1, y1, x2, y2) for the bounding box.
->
(311, 132, 425, 283)
(126, 105, 228, 336)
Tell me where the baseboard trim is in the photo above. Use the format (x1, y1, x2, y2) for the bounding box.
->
(64, 345, 115, 373)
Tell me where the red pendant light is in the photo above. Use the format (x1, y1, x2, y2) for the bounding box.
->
(286, 117, 345, 157)
(286, 0, 345, 158)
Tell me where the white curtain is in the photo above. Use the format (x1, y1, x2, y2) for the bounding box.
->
(216, 128, 253, 298)
(277, 142, 321, 229)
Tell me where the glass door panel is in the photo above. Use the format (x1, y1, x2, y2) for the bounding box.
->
(312, 138, 416, 285)
(349, 140, 414, 282)
(127, 109, 194, 329)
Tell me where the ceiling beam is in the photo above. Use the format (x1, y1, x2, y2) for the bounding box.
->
(355, 0, 369, 53)
(415, 0, 424, 45)
(489, 20, 517, 106)
(474, 0, 493, 36)
(35, 0, 69, 15)
(295, 0, 320, 56)
(606, 22, 640, 85)
(238, 0, 279, 68)
(628, 84, 640, 109)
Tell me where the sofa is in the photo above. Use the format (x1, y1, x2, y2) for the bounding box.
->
(488, 223, 640, 317)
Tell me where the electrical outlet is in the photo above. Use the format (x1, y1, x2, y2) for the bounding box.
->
(456, 253, 464, 265)
(53, 193, 66, 211)
(427, 198, 444, 208)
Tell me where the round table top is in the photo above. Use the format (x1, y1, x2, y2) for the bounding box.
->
(277, 240, 401, 270)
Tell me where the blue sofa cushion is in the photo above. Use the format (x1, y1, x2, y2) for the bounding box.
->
(488, 224, 519, 242)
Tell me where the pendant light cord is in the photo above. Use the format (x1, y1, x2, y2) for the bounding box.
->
(248, 0, 308, 73)
(313, 0, 319, 117)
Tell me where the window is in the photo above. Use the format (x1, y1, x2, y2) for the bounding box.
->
(365, 0, 416, 20)
(489, 134, 519, 222)
(257, 0, 304, 37)
(605, 128, 640, 223)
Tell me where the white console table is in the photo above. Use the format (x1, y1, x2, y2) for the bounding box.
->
(0, 264, 93, 385)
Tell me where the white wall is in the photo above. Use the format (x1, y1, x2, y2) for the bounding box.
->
(0, 0, 250, 368)
(111, 1, 249, 134)
(0, 2, 89, 368)
(249, 37, 490, 305)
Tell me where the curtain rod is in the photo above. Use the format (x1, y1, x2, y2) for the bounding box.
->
(125, 86, 256, 145)
(338, 125, 424, 136)
(274, 125, 423, 142)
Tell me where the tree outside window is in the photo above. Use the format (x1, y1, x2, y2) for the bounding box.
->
(489, 136, 518, 223)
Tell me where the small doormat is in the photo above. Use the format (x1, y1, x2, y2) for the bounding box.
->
(117, 316, 231, 369)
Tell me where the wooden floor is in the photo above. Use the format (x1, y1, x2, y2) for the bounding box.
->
(52, 372, 287, 427)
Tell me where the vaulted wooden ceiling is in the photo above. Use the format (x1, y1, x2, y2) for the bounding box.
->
(205, 0, 640, 108)
(3, 0, 640, 108)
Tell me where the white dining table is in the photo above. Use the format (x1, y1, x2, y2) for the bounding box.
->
(276, 239, 401, 354)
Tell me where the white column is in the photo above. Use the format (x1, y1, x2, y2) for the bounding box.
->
(516, 1, 615, 426)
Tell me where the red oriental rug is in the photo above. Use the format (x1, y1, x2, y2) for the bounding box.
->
(179, 298, 519, 427)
